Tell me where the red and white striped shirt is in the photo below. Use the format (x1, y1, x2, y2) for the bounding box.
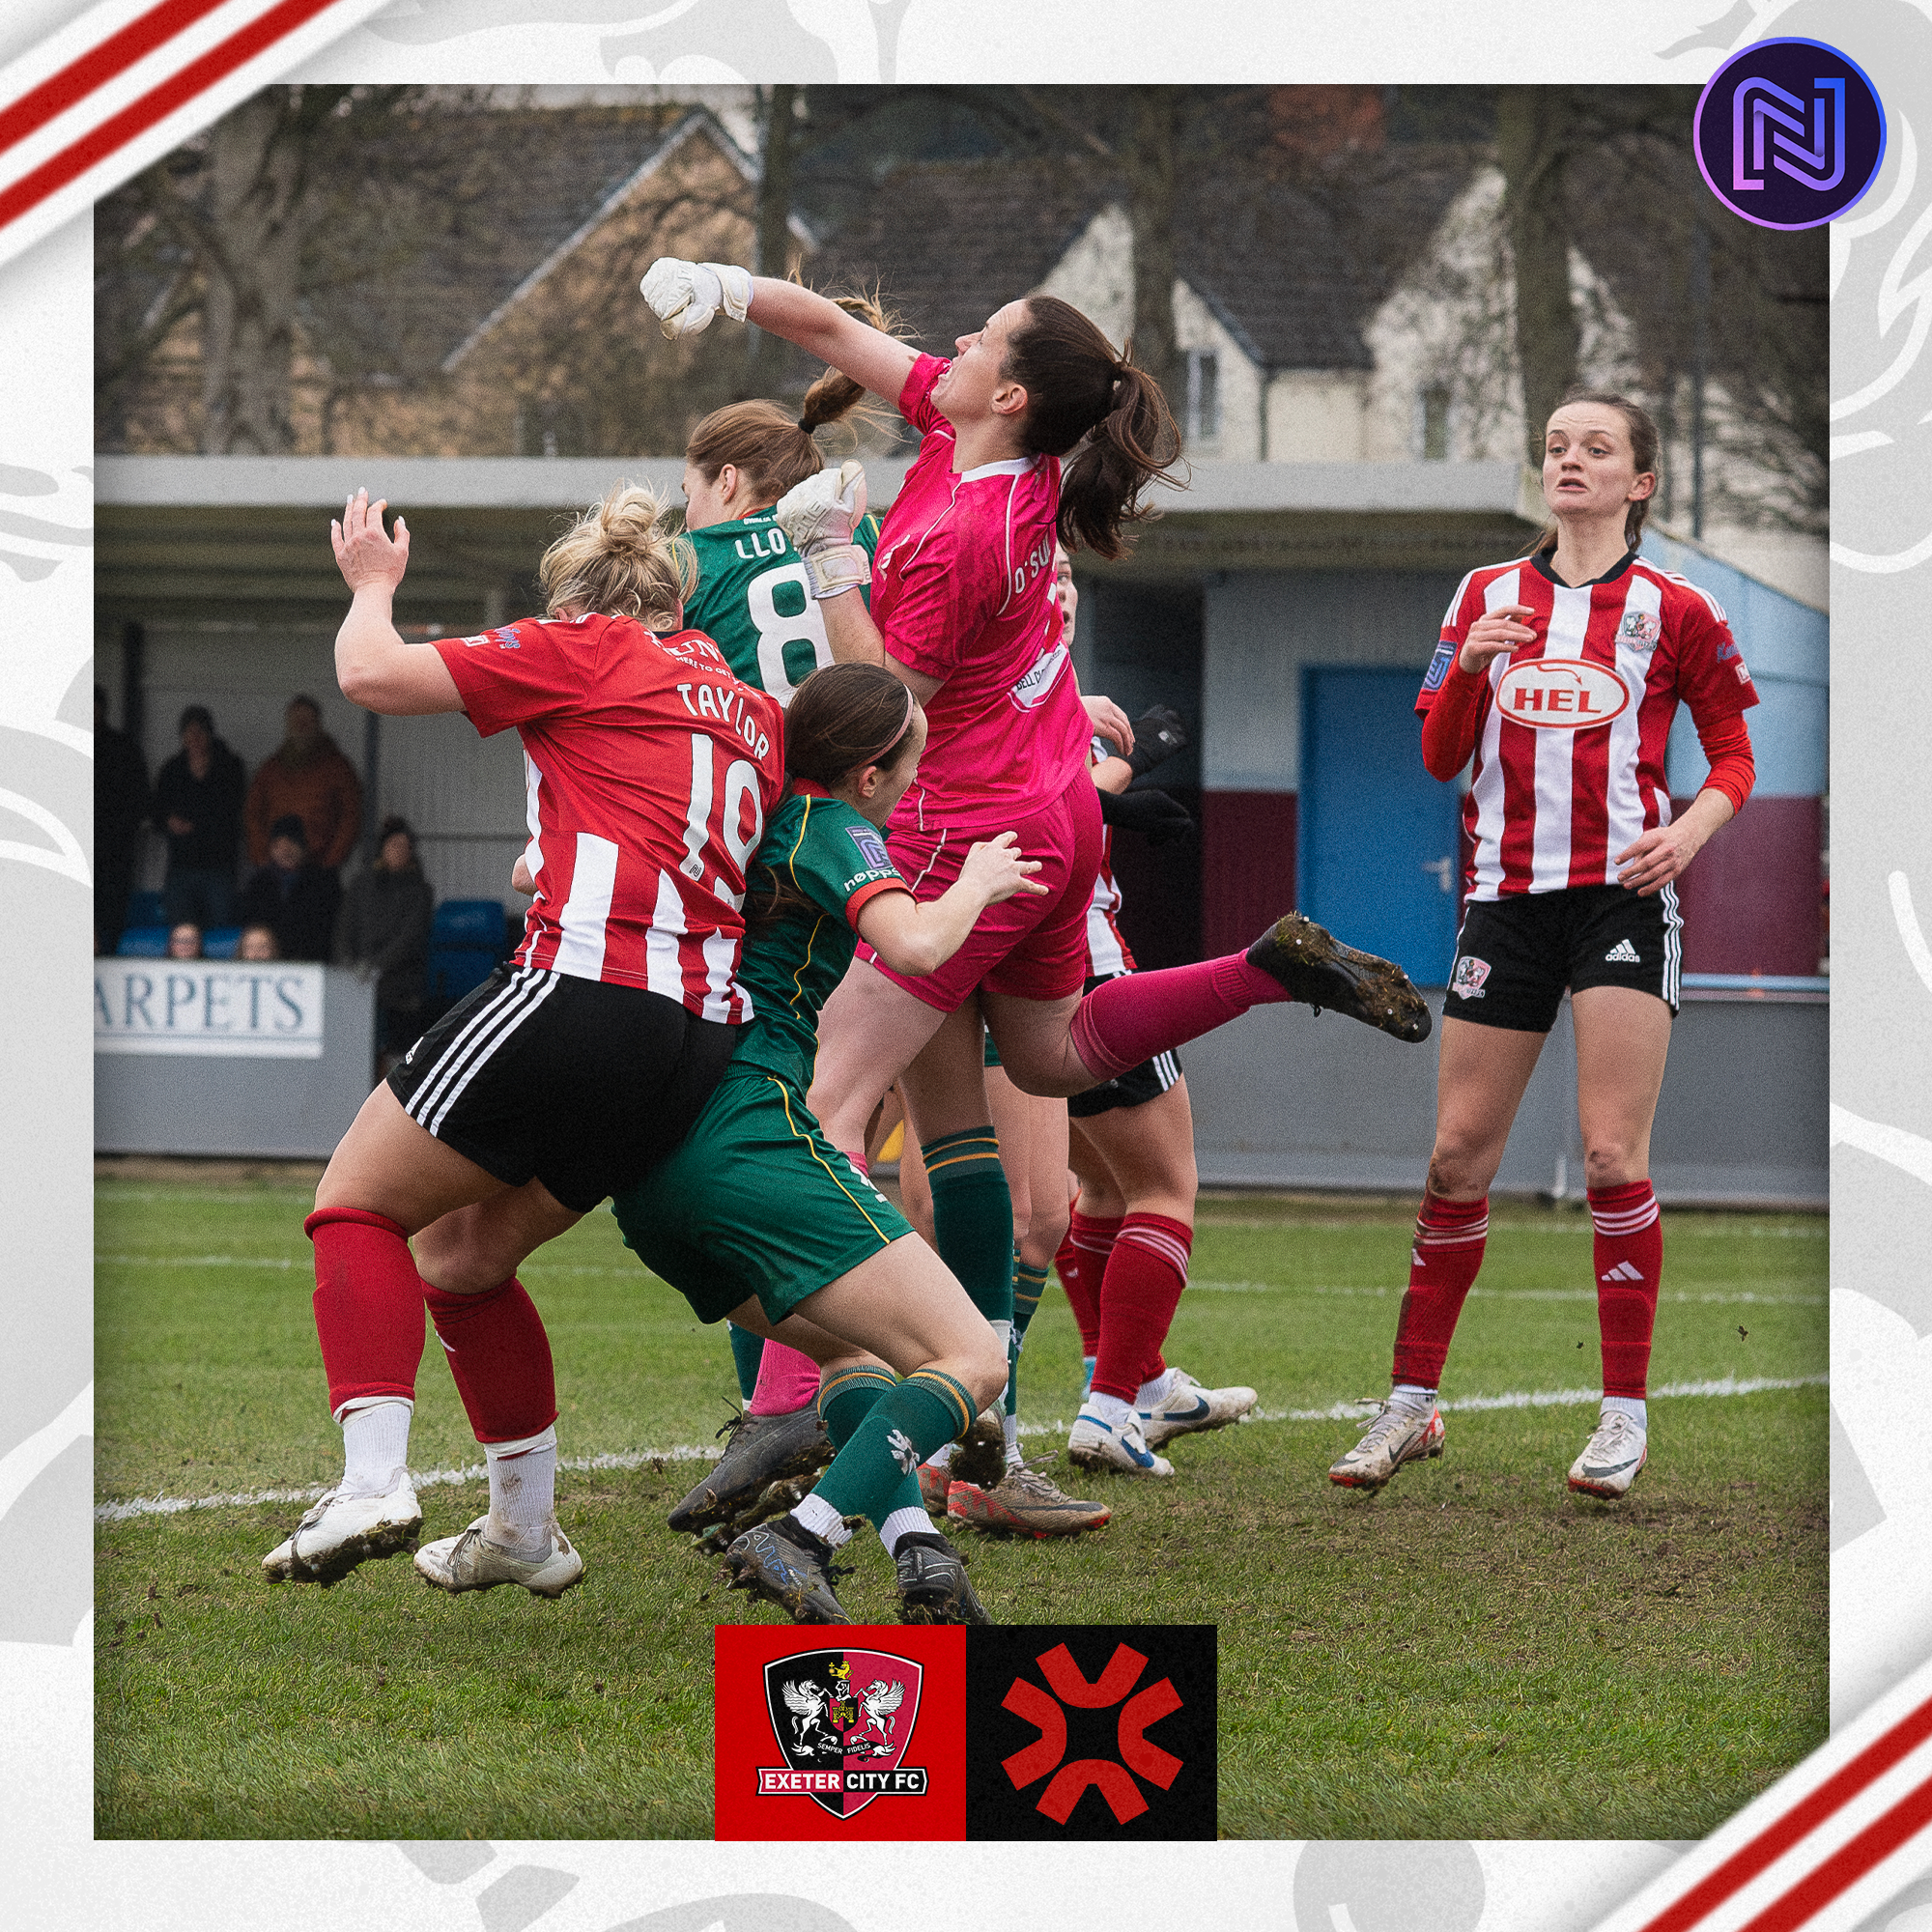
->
(1417, 551, 1758, 900)
(434, 615, 785, 1017)
(1085, 828, 1135, 978)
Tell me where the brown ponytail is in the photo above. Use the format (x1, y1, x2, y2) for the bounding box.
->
(1002, 296, 1182, 562)
(687, 287, 909, 505)
(1523, 386, 1662, 558)
(782, 661, 918, 786)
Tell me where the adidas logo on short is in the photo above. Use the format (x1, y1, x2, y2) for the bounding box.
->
(1601, 1261, 1645, 1282)
(1604, 938, 1641, 964)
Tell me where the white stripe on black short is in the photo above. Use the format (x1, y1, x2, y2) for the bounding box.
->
(406, 967, 561, 1139)
(1660, 880, 1683, 1007)
(1152, 1051, 1179, 1093)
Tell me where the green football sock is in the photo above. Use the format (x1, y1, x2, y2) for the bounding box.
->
(726, 1323, 764, 1404)
(1012, 1256, 1049, 1339)
(1004, 1256, 1049, 1421)
(922, 1128, 1013, 1326)
(817, 1364, 896, 1449)
(810, 1368, 975, 1530)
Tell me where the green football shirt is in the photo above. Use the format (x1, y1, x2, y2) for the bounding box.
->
(731, 785, 906, 1089)
(684, 508, 882, 705)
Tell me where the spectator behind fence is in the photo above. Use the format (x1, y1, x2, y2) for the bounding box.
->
(167, 922, 204, 960)
(238, 923, 279, 961)
(95, 683, 152, 956)
(238, 814, 342, 962)
(155, 703, 246, 929)
(335, 814, 435, 1071)
(243, 694, 362, 882)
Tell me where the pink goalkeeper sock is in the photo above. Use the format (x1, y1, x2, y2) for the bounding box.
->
(748, 1340, 822, 1416)
(1069, 953, 1288, 1082)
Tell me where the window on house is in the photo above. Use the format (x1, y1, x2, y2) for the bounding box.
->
(1185, 350, 1220, 443)
(1421, 384, 1452, 460)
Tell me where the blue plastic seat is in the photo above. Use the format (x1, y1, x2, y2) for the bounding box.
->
(427, 899, 507, 1007)
(116, 925, 170, 957)
(203, 926, 242, 959)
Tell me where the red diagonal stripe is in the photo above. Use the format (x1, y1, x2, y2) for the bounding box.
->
(1737, 1769, 1932, 1932)
(0, 0, 233, 159)
(0, 0, 343, 234)
(1640, 1696, 1932, 1932)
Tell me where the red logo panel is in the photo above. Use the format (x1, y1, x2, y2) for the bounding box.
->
(715, 1626, 966, 1840)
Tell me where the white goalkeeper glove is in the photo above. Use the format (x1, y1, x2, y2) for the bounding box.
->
(774, 461, 870, 599)
(639, 258, 753, 338)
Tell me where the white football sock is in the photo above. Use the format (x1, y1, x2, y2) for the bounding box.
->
(337, 1398, 412, 1498)
(789, 1492, 853, 1547)
(1602, 1396, 1648, 1432)
(1086, 1391, 1136, 1430)
(1136, 1366, 1183, 1406)
(1003, 1412, 1022, 1467)
(1390, 1382, 1436, 1416)
(484, 1426, 557, 1555)
(924, 1440, 958, 1472)
(880, 1507, 933, 1557)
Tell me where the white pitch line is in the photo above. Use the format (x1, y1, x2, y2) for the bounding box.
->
(1190, 1280, 1823, 1304)
(1254, 1372, 1829, 1426)
(96, 1374, 1828, 1524)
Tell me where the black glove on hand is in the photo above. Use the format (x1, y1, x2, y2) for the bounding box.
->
(1126, 703, 1190, 779)
(1097, 786, 1195, 846)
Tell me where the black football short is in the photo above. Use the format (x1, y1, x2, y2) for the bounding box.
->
(1066, 972, 1184, 1118)
(1443, 883, 1682, 1034)
(386, 963, 742, 1212)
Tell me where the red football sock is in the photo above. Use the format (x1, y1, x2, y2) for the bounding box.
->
(1390, 1193, 1489, 1389)
(1062, 1210, 1119, 1357)
(421, 1277, 558, 1444)
(1591, 1180, 1662, 1399)
(1069, 953, 1287, 1082)
(305, 1208, 428, 1419)
(749, 1341, 822, 1416)
(1091, 1213, 1193, 1404)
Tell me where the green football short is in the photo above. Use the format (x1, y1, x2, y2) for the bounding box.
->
(609, 1067, 912, 1327)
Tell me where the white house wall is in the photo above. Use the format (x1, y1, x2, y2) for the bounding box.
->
(1264, 370, 1369, 463)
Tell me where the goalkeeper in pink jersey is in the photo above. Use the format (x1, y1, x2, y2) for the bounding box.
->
(643, 261, 1433, 1476)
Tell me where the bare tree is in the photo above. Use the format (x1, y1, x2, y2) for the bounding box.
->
(1495, 87, 1578, 464)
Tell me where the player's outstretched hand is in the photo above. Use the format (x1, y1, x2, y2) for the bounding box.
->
(1081, 693, 1134, 757)
(961, 832, 1047, 905)
(776, 462, 867, 551)
(639, 258, 753, 338)
(1126, 702, 1190, 778)
(1098, 786, 1195, 846)
(1459, 602, 1536, 673)
(331, 488, 409, 595)
(774, 462, 868, 599)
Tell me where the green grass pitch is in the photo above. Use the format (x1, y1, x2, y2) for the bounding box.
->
(95, 1172, 1827, 1840)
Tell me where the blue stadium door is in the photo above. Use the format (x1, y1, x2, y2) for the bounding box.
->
(1298, 667, 1463, 986)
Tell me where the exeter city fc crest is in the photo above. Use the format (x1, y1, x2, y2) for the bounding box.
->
(758, 1648, 928, 1818)
(1449, 954, 1492, 1000)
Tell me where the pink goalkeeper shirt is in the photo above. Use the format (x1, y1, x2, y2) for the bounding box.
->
(870, 353, 1093, 838)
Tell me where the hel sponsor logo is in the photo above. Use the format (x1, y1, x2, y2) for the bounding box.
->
(1422, 639, 1456, 692)
(846, 825, 893, 874)
(1496, 657, 1631, 729)
(1009, 641, 1070, 712)
(1449, 954, 1492, 1000)
(760, 1648, 927, 1819)
(1617, 611, 1661, 648)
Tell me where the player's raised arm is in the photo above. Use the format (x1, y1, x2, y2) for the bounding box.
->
(640, 260, 919, 407)
(331, 489, 462, 716)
